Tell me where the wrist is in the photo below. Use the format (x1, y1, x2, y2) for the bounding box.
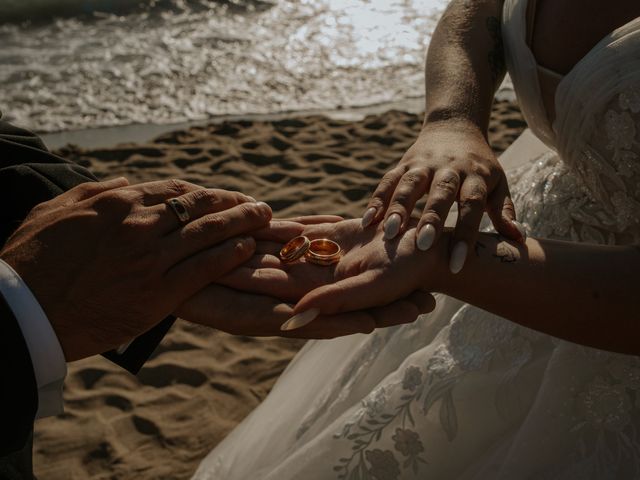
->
(414, 228, 457, 295)
(421, 110, 488, 139)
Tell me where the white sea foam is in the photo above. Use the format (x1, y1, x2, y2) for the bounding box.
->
(0, 0, 446, 132)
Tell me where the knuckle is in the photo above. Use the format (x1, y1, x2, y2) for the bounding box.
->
(165, 179, 193, 197)
(469, 161, 492, 179)
(201, 213, 228, 233)
(237, 202, 261, 220)
(421, 211, 442, 226)
(75, 181, 100, 195)
(460, 191, 487, 210)
(27, 201, 49, 216)
(434, 170, 460, 194)
(402, 168, 428, 185)
(93, 190, 136, 210)
(192, 188, 220, 209)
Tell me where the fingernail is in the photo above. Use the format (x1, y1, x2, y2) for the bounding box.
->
(417, 224, 436, 251)
(280, 308, 321, 331)
(512, 220, 527, 242)
(247, 195, 257, 203)
(362, 207, 377, 228)
(383, 213, 402, 240)
(449, 242, 467, 274)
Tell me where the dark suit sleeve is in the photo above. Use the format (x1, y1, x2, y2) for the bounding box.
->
(0, 115, 174, 375)
(0, 293, 38, 458)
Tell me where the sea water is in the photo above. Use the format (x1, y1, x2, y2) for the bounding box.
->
(0, 0, 447, 133)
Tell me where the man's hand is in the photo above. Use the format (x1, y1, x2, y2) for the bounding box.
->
(0, 177, 271, 361)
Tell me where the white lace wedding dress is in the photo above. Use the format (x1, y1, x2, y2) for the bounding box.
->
(193, 2, 640, 478)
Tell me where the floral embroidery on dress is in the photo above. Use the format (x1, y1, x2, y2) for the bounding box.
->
(331, 311, 547, 479)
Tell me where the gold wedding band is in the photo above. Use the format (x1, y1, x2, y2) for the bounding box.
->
(280, 236, 311, 263)
(166, 197, 191, 224)
(279, 236, 342, 266)
(305, 239, 341, 266)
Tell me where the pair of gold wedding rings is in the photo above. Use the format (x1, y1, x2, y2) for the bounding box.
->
(279, 236, 342, 266)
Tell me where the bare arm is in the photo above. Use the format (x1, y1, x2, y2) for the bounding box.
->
(423, 0, 505, 131)
(437, 232, 640, 354)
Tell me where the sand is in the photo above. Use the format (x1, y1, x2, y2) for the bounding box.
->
(33, 101, 526, 479)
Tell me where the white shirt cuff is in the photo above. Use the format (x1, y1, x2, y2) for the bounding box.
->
(0, 259, 67, 418)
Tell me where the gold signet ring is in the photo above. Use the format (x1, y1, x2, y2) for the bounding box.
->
(305, 239, 342, 265)
(280, 236, 311, 263)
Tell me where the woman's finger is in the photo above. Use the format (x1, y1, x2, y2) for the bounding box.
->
(449, 175, 488, 274)
(486, 175, 525, 243)
(362, 168, 405, 228)
(282, 288, 435, 333)
(164, 201, 272, 262)
(285, 271, 386, 329)
(166, 236, 256, 299)
(382, 167, 432, 239)
(415, 168, 461, 252)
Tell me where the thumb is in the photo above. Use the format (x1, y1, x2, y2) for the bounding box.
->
(293, 270, 384, 316)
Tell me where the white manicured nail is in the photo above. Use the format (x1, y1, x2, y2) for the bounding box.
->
(417, 224, 436, 251)
(449, 242, 467, 274)
(362, 207, 377, 227)
(512, 220, 527, 241)
(383, 213, 402, 240)
(280, 308, 321, 331)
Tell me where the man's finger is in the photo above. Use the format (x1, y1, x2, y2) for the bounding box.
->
(165, 201, 272, 261)
(53, 177, 130, 205)
(166, 236, 256, 299)
(278, 215, 344, 224)
(153, 188, 255, 233)
(253, 221, 305, 242)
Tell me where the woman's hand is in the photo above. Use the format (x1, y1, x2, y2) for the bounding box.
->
(362, 122, 524, 273)
(218, 219, 445, 330)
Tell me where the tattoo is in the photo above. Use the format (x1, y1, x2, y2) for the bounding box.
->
(475, 234, 520, 263)
(493, 242, 519, 263)
(486, 16, 505, 83)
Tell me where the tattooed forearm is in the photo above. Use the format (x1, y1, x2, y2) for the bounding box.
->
(486, 16, 505, 84)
